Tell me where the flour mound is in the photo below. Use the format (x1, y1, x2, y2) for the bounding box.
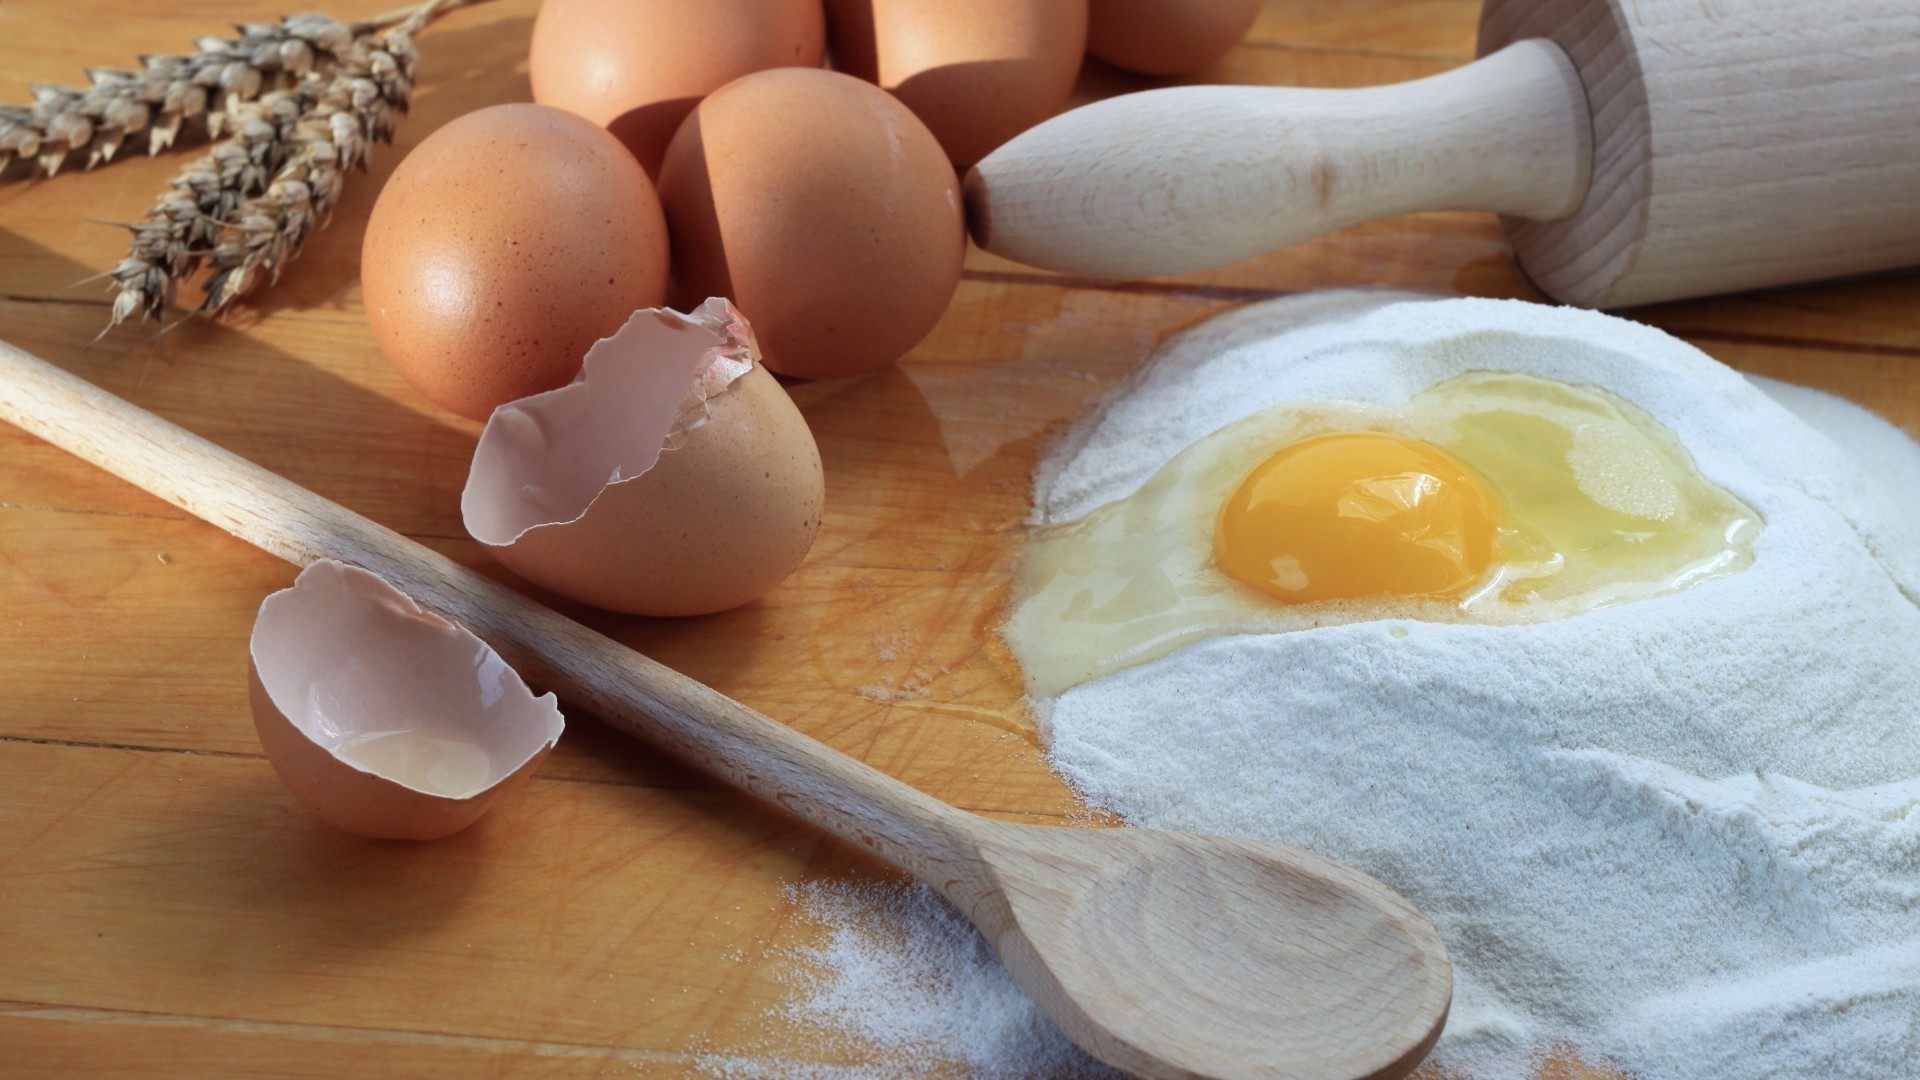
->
(1034, 295, 1920, 1079)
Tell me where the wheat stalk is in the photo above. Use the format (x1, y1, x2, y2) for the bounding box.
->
(197, 37, 413, 318)
(0, 14, 358, 178)
(90, 0, 492, 331)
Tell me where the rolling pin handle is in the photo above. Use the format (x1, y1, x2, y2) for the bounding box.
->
(965, 38, 1592, 280)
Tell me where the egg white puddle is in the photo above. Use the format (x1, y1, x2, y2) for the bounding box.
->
(1024, 295, 1920, 1080)
(1007, 369, 1763, 696)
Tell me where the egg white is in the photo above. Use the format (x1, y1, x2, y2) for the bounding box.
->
(1007, 368, 1762, 696)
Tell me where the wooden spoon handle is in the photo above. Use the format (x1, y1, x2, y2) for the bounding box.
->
(965, 39, 1591, 280)
(0, 339, 982, 878)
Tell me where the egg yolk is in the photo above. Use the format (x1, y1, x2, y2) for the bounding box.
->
(1216, 432, 1502, 603)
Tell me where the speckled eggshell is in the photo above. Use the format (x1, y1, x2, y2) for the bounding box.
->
(361, 104, 670, 421)
(655, 68, 964, 380)
(529, 0, 826, 179)
(826, 0, 1087, 168)
(1086, 0, 1261, 76)
(494, 364, 825, 616)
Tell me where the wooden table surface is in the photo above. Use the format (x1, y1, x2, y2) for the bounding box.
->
(2, 1, 1915, 1076)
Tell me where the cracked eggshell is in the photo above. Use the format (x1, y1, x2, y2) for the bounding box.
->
(248, 560, 565, 841)
(463, 298, 825, 616)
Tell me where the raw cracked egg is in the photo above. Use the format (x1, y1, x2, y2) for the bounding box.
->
(1011, 299, 1920, 1080)
(1006, 294, 1764, 696)
(249, 560, 564, 840)
(462, 298, 823, 616)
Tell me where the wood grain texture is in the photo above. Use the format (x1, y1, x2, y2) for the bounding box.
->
(1480, 0, 1920, 307)
(972, 0, 1920, 306)
(0, 337, 1453, 1077)
(1, 1, 1915, 1077)
(966, 39, 1590, 279)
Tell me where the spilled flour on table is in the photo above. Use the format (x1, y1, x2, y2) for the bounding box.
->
(699, 879, 1112, 1079)
(722, 296, 1920, 1079)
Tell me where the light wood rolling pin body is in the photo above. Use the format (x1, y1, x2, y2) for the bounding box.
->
(967, 0, 1920, 308)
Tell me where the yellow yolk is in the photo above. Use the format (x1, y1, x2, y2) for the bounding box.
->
(1216, 432, 1502, 603)
(1003, 372, 1763, 697)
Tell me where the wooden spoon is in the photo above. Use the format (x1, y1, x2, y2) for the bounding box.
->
(0, 339, 1451, 1080)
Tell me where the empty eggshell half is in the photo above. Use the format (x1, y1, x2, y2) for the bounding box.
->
(248, 560, 565, 841)
(462, 298, 825, 616)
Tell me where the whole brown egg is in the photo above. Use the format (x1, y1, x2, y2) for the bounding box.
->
(1087, 0, 1261, 76)
(529, 0, 826, 179)
(361, 104, 670, 421)
(826, 0, 1087, 168)
(655, 69, 964, 380)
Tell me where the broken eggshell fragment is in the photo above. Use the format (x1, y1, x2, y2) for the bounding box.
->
(462, 298, 825, 616)
(248, 560, 565, 841)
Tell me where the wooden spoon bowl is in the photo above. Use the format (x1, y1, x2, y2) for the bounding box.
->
(968, 822, 1450, 1078)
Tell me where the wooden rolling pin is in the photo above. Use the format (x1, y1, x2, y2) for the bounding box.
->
(966, 0, 1920, 308)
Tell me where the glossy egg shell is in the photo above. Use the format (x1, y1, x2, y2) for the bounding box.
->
(656, 68, 965, 380)
(530, 0, 826, 178)
(249, 663, 552, 840)
(361, 104, 670, 420)
(826, 0, 1087, 168)
(1087, 0, 1261, 75)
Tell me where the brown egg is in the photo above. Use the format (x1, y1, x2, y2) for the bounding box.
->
(362, 104, 669, 421)
(529, 0, 826, 179)
(656, 69, 964, 380)
(463, 300, 824, 617)
(826, 0, 1087, 168)
(1086, 0, 1261, 76)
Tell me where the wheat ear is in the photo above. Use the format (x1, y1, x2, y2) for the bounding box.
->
(0, 14, 359, 179)
(97, 0, 490, 331)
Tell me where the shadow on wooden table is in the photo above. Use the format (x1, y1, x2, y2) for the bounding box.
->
(157, 767, 494, 945)
(1, 237, 477, 541)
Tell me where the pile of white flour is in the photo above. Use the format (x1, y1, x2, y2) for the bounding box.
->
(1031, 295, 1920, 1078)
(724, 295, 1920, 1079)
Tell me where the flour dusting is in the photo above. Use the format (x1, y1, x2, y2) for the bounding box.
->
(701, 880, 1112, 1079)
